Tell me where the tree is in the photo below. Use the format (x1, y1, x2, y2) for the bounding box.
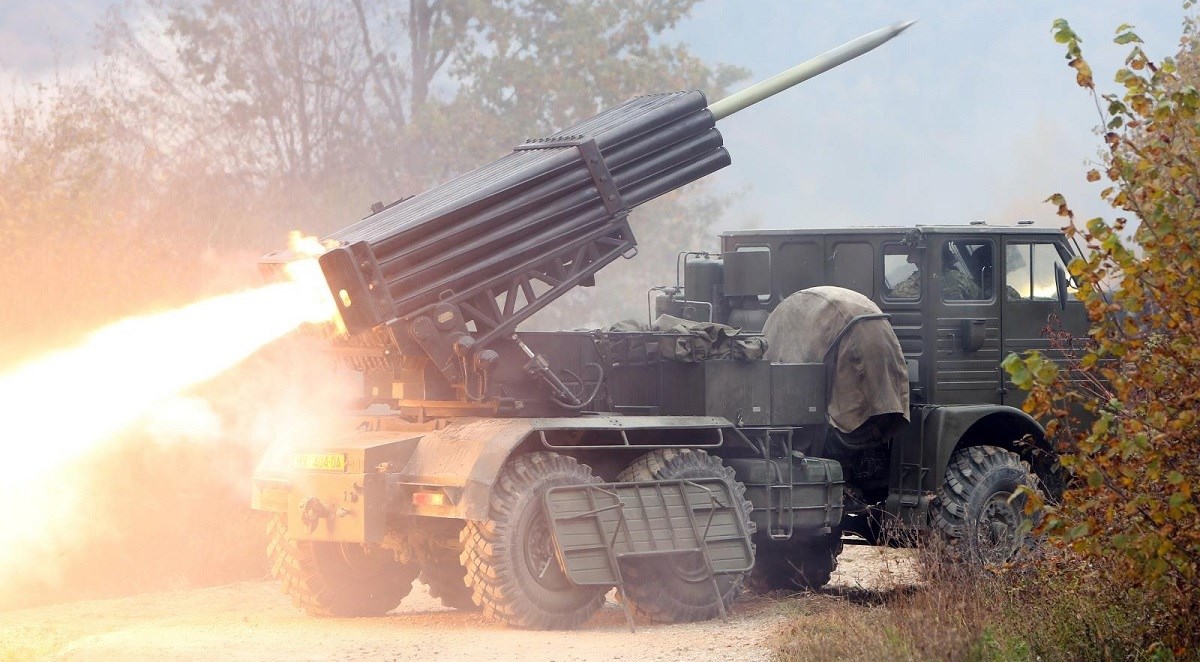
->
(99, 1, 744, 239)
(87, 1, 749, 326)
(1004, 17, 1200, 649)
(0, 77, 198, 365)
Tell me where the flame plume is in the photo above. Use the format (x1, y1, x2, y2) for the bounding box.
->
(0, 235, 339, 568)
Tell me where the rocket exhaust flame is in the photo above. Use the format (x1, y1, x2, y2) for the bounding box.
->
(0, 239, 339, 568)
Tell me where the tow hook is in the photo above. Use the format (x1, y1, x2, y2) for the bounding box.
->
(298, 497, 329, 532)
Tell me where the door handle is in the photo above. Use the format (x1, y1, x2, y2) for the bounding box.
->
(960, 319, 986, 352)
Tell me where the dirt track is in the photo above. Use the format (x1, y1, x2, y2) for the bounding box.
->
(0, 546, 914, 661)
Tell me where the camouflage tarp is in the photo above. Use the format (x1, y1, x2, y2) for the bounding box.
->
(606, 316, 767, 362)
(763, 286, 909, 434)
(653, 314, 766, 362)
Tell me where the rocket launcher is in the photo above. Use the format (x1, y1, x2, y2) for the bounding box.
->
(282, 21, 913, 391)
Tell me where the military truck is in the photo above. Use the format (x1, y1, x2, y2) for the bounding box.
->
(655, 223, 1088, 551)
(249, 22, 1088, 630)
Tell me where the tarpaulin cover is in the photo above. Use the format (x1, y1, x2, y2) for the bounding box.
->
(762, 286, 909, 433)
(607, 315, 766, 362)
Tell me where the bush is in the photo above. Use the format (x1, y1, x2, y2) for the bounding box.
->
(1003, 16, 1200, 654)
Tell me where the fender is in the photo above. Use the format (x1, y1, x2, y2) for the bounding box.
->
(397, 415, 736, 520)
(922, 404, 1047, 492)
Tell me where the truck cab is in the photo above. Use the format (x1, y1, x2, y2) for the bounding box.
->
(652, 223, 1089, 536)
(663, 223, 1088, 410)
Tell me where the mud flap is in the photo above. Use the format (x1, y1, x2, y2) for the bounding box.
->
(543, 479, 755, 631)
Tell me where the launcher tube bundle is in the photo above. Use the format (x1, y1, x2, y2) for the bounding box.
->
(301, 20, 914, 389)
(323, 91, 723, 337)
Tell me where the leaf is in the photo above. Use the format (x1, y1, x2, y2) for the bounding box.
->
(1065, 522, 1090, 540)
(1052, 18, 1077, 44)
(1114, 31, 1143, 45)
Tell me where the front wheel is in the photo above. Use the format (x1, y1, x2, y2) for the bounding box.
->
(460, 452, 607, 629)
(932, 445, 1040, 563)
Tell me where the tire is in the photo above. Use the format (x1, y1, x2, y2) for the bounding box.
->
(419, 542, 478, 611)
(748, 534, 842, 592)
(746, 552, 791, 594)
(615, 449, 755, 623)
(789, 534, 843, 590)
(459, 452, 607, 629)
(267, 515, 419, 616)
(932, 445, 1040, 563)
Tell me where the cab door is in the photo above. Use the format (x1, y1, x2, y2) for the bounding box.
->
(929, 236, 1003, 405)
(1000, 239, 1089, 407)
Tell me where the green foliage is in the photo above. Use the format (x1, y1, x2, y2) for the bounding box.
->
(1006, 15, 1200, 653)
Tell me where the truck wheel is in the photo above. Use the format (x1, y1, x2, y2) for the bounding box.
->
(460, 452, 607, 629)
(615, 449, 755, 622)
(412, 520, 478, 611)
(933, 445, 1039, 563)
(748, 534, 842, 592)
(791, 534, 843, 589)
(267, 515, 419, 616)
(419, 546, 478, 611)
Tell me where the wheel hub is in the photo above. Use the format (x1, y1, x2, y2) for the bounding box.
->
(975, 491, 1020, 562)
(524, 510, 571, 590)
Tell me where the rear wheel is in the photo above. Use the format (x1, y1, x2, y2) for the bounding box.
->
(460, 452, 607, 629)
(933, 445, 1040, 563)
(749, 533, 842, 592)
(615, 449, 755, 622)
(418, 528, 478, 610)
(267, 515, 419, 616)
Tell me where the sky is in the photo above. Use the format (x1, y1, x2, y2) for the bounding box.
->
(0, 1, 1189, 235)
(666, 1, 1186, 233)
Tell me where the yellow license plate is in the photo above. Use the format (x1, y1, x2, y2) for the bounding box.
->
(293, 453, 346, 471)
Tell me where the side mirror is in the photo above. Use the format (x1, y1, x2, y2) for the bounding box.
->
(1054, 263, 1069, 311)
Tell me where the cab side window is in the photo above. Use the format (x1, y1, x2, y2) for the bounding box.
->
(1005, 243, 1076, 300)
(884, 244, 920, 300)
(941, 240, 993, 302)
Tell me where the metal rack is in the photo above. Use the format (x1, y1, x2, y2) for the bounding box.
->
(543, 478, 755, 632)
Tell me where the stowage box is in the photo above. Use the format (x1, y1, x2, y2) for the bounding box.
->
(703, 361, 825, 425)
(725, 456, 845, 533)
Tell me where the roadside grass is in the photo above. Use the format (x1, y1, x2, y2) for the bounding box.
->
(770, 543, 1191, 661)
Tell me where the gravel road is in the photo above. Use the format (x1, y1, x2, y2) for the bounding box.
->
(0, 546, 914, 661)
